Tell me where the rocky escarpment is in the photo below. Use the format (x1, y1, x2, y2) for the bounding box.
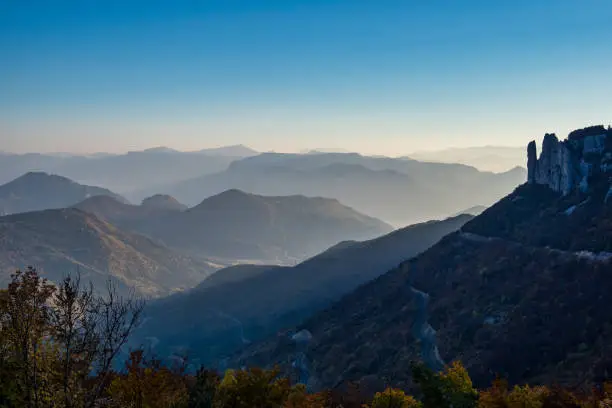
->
(527, 125, 612, 195)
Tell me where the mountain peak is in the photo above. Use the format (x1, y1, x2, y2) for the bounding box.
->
(527, 125, 612, 195)
(0, 172, 127, 215)
(17, 171, 71, 183)
(141, 194, 187, 211)
(189, 189, 264, 213)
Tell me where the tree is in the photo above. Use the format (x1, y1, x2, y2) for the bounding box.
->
(370, 388, 422, 408)
(83, 279, 145, 407)
(213, 367, 292, 408)
(0, 268, 145, 408)
(284, 384, 329, 408)
(411, 361, 478, 408)
(188, 368, 220, 408)
(0, 267, 56, 408)
(0, 288, 20, 406)
(49, 273, 99, 408)
(108, 349, 188, 408)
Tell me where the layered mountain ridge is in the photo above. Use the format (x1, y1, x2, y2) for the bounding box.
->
(0, 145, 258, 194)
(76, 189, 392, 264)
(135, 214, 472, 366)
(0, 208, 216, 297)
(233, 126, 612, 392)
(151, 152, 525, 226)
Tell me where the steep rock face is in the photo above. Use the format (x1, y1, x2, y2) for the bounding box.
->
(527, 125, 612, 196)
(527, 141, 537, 184)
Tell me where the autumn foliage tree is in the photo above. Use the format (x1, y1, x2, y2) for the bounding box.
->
(370, 388, 422, 408)
(1, 268, 612, 408)
(0, 267, 144, 408)
(0, 268, 56, 407)
(213, 367, 293, 408)
(107, 350, 189, 408)
(188, 368, 220, 408)
(410, 361, 478, 408)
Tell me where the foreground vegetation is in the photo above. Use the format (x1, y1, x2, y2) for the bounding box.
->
(1, 269, 610, 407)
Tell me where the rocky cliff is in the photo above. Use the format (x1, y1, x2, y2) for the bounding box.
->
(527, 125, 612, 195)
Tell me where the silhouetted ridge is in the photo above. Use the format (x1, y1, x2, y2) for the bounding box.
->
(568, 125, 612, 141)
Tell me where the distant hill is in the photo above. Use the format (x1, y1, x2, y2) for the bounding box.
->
(0, 208, 217, 297)
(75, 189, 391, 264)
(140, 194, 188, 211)
(0, 172, 127, 216)
(73, 195, 179, 228)
(0, 145, 258, 194)
(196, 145, 259, 157)
(137, 189, 393, 263)
(408, 146, 525, 173)
(193, 264, 286, 291)
(144, 152, 525, 226)
(235, 127, 612, 392)
(136, 214, 472, 366)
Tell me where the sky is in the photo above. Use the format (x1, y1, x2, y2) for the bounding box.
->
(1, 0, 611, 155)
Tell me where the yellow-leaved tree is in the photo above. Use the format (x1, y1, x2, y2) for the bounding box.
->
(370, 388, 422, 408)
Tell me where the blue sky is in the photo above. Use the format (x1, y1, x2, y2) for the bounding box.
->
(1, 0, 611, 154)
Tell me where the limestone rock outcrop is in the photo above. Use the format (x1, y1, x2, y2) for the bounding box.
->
(527, 125, 612, 195)
(527, 141, 537, 184)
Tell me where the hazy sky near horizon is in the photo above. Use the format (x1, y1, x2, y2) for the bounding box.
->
(1, 0, 611, 155)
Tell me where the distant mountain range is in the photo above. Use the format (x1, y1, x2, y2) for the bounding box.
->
(0, 208, 217, 297)
(0, 171, 394, 299)
(135, 213, 472, 366)
(0, 145, 258, 194)
(234, 127, 612, 391)
(75, 189, 392, 263)
(0, 172, 127, 215)
(1, 148, 525, 226)
(408, 145, 525, 173)
(137, 152, 525, 226)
